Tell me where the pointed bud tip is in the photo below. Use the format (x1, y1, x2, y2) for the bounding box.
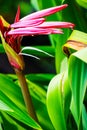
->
(70, 23, 75, 29)
(65, 4, 68, 7)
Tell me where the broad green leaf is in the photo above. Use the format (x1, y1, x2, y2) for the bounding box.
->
(68, 48, 87, 128)
(47, 73, 66, 130)
(60, 57, 68, 72)
(0, 123, 3, 130)
(0, 114, 3, 130)
(82, 105, 87, 130)
(47, 70, 71, 130)
(62, 70, 71, 121)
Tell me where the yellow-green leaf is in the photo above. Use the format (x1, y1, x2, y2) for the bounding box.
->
(47, 70, 71, 130)
(63, 30, 87, 57)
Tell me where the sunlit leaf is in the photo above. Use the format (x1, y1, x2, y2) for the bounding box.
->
(0, 100, 12, 111)
(82, 104, 87, 130)
(63, 30, 87, 57)
(47, 70, 71, 130)
(69, 47, 87, 128)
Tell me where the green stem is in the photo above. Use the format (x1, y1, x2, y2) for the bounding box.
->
(14, 68, 38, 122)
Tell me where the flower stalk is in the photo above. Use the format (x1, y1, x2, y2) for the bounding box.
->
(14, 68, 38, 122)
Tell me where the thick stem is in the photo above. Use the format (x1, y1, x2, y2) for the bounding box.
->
(14, 68, 38, 122)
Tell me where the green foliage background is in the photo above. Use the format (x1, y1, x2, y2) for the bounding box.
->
(0, 0, 87, 130)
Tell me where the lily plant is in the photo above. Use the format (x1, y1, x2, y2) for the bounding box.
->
(0, 4, 74, 124)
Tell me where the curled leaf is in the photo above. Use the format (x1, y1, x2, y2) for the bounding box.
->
(63, 30, 87, 57)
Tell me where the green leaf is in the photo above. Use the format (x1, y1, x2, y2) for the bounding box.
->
(0, 112, 26, 130)
(67, 30, 87, 44)
(0, 44, 5, 53)
(0, 123, 3, 130)
(0, 74, 41, 129)
(82, 105, 87, 130)
(27, 79, 46, 105)
(54, 29, 70, 73)
(0, 100, 12, 111)
(0, 73, 54, 130)
(76, 0, 87, 9)
(63, 30, 87, 57)
(62, 70, 71, 121)
(32, 97, 54, 130)
(47, 70, 71, 130)
(26, 73, 54, 87)
(69, 48, 87, 128)
(47, 73, 66, 130)
(0, 74, 25, 111)
(63, 0, 87, 32)
(31, 0, 64, 12)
